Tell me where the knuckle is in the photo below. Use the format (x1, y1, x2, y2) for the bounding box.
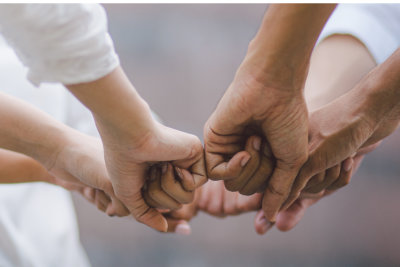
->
(267, 183, 287, 197)
(224, 180, 241, 192)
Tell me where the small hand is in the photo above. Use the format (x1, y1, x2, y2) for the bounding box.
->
(49, 132, 129, 217)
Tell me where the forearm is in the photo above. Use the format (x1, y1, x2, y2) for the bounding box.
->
(364, 48, 400, 122)
(358, 48, 400, 144)
(0, 92, 74, 169)
(0, 148, 51, 183)
(242, 4, 336, 91)
(66, 66, 156, 144)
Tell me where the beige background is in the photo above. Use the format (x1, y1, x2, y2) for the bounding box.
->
(71, 5, 400, 267)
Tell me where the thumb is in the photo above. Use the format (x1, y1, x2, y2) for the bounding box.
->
(254, 210, 274, 235)
(115, 182, 168, 232)
(166, 219, 192, 235)
(156, 126, 203, 165)
(275, 197, 318, 232)
(130, 195, 168, 232)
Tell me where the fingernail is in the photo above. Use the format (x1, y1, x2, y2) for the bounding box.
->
(253, 137, 261, 151)
(175, 167, 183, 179)
(162, 164, 168, 174)
(175, 223, 191, 235)
(269, 213, 277, 223)
(343, 158, 353, 172)
(260, 218, 273, 233)
(241, 155, 250, 167)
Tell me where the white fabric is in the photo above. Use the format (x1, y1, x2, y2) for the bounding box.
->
(0, 36, 93, 267)
(0, 4, 119, 86)
(319, 4, 400, 64)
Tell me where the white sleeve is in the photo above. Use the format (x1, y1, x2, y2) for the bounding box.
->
(0, 4, 119, 86)
(318, 4, 400, 65)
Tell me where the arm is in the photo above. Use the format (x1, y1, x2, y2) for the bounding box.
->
(67, 67, 207, 232)
(285, 47, 400, 206)
(0, 92, 128, 216)
(0, 148, 51, 183)
(0, 4, 206, 231)
(204, 4, 336, 222)
(0, 148, 121, 215)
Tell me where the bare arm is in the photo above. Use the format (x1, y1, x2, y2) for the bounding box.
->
(204, 4, 336, 222)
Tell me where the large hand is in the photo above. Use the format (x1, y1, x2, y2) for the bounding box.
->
(254, 147, 376, 235)
(96, 120, 206, 232)
(204, 69, 308, 222)
(283, 81, 400, 209)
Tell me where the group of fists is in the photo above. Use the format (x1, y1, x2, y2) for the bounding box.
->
(41, 5, 400, 235)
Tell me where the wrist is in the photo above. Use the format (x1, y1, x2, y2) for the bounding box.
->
(241, 4, 336, 93)
(360, 58, 400, 126)
(67, 66, 157, 146)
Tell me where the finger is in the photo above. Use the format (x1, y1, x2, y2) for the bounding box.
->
(168, 201, 198, 221)
(326, 158, 353, 191)
(275, 199, 307, 232)
(106, 195, 130, 217)
(236, 193, 263, 212)
(197, 180, 212, 211)
(303, 171, 325, 189)
(144, 176, 182, 210)
(190, 154, 208, 188)
(175, 167, 195, 192)
(240, 145, 274, 195)
(279, 162, 314, 213)
(161, 165, 194, 204)
(206, 150, 251, 180)
(224, 136, 262, 192)
(82, 187, 95, 203)
(254, 210, 275, 235)
(223, 188, 239, 215)
(165, 218, 192, 235)
(156, 125, 204, 165)
(94, 189, 109, 213)
(99, 180, 130, 217)
(112, 164, 168, 232)
(305, 164, 341, 194)
(204, 179, 225, 217)
(262, 160, 303, 222)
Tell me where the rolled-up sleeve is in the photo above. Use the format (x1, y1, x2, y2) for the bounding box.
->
(0, 4, 119, 86)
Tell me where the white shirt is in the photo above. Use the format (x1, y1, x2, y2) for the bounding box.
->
(0, 4, 119, 86)
(0, 36, 93, 267)
(319, 4, 400, 64)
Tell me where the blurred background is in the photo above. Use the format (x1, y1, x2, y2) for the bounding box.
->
(71, 4, 400, 267)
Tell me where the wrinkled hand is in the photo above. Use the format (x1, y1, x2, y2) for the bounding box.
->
(282, 82, 399, 209)
(96, 120, 207, 232)
(254, 145, 377, 234)
(143, 162, 200, 211)
(204, 68, 308, 222)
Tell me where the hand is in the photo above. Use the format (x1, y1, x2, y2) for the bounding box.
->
(143, 162, 201, 210)
(49, 131, 130, 217)
(67, 68, 207, 232)
(283, 80, 400, 208)
(204, 67, 308, 222)
(0, 146, 122, 215)
(162, 180, 262, 234)
(254, 149, 373, 235)
(96, 120, 207, 232)
(47, 173, 119, 215)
